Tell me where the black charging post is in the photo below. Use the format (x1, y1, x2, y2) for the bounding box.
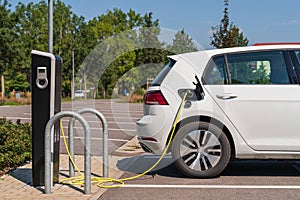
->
(31, 50, 62, 186)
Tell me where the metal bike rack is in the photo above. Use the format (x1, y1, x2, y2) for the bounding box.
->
(68, 108, 109, 178)
(44, 111, 91, 194)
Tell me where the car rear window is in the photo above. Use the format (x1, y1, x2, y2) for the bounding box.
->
(151, 59, 176, 86)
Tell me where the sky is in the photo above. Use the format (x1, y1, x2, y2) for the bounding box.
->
(7, 0, 300, 49)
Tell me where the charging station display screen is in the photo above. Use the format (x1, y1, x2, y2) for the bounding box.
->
(38, 68, 46, 74)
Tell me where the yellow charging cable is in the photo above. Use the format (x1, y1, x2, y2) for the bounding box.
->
(60, 92, 187, 188)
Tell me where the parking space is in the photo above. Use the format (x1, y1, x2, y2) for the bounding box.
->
(100, 158, 300, 199)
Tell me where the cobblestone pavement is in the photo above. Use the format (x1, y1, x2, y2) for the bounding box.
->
(0, 137, 143, 200)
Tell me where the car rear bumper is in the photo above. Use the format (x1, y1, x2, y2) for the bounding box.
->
(136, 107, 175, 154)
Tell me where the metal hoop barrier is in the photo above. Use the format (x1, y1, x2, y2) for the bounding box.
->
(44, 111, 91, 194)
(68, 108, 109, 178)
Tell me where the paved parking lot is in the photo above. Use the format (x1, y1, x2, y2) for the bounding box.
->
(0, 99, 143, 155)
(2, 100, 300, 199)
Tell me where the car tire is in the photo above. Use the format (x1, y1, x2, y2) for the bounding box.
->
(172, 121, 231, 178)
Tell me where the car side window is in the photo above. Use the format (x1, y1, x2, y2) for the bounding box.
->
(294, 51, 300, 63)
(203, 56, 227, 85)
(227, 51, 291, 84)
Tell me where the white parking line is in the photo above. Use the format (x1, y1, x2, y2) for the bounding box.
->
(84, 116, 140, 120)
(61, 119, 136, 125)
(3, 117, 138, 124)
(62, 126, 136, 132)
(122, 184, 300, 189)
(1, 117, 30, 120)
(22, 113, 141, 120)
(61, 109, 143, 113)
(60, 136, 129, 142)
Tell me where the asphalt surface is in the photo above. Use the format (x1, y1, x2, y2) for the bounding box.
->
(0, 99, 144, 155)
(2, 100, 300, 199)
(100, 159, 300, 200)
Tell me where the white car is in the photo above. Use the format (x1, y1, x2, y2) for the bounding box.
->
(74, 90, 85, 98)
(137, 44, 300, 178)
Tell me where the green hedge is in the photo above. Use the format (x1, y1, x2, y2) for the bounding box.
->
(0, 118, 32, 171)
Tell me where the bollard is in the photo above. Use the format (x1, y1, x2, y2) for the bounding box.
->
(44, 111, 91, 194)
(68, 117, 75, 177)
(68, 108, 109, 178)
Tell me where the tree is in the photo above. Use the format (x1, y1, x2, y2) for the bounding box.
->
(135, 12, 164, 65)
(121, 12, 169, 95)
(53, 0, 87, 97)
(2, 1, 190, 98)
(116, 16, 200, 97)
(210, 0, 249, 48)
(13, 1, 49, 93)
(84, 9, 143, 97)
(0, 0, 23, 99)
(14, 0, 89, 97)
(167, 29, 198, 54)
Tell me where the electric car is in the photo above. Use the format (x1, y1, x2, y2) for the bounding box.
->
(136, 44, 300, 178)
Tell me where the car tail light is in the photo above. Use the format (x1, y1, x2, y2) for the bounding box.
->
(144, 90, 168, 105)
(141, 137, 158, 142)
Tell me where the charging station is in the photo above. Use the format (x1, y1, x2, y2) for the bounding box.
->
(31, 50, 62, 186)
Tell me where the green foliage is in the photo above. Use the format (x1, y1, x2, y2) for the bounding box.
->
(89, 11, 168, 97)
(1, 101, 21, 106)
(167, 29, 198, 54)
(133, 87, 146, 96)
(13, 0, 88, 97)
(5, 73, 30, 91)
(229, 61, 270, 84)
(0, 0, 22, 79)
(96, 13, 200, 97)
(0, 118, 32, 171)
(255, 62, 270, 84)
(1, 1, 199, 98)
(211, 0, 249, 48)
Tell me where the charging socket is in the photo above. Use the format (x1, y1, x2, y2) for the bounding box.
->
(36, 66, 48, 89)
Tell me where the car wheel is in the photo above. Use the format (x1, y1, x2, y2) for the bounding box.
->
(172, 121, 231, 178)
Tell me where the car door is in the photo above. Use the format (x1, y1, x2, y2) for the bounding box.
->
(203, 50, 300, 151)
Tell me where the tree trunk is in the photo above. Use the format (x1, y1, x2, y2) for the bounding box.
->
(71, 50, 75, 99)
(59, 25, 63, 55)
(83, 69, 87, 99)
(1, 75, 4, 100)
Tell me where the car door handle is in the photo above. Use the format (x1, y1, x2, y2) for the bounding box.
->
(216, 93, 238, 100)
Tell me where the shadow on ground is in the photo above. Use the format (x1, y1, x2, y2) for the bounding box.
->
(8, 167, 88, 194)
(9, 168, 32, 185)
(117, 155, 300, 178)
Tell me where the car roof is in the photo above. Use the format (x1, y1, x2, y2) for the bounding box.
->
(169, 44, 300, 73)
(173, 44, 300, 59)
